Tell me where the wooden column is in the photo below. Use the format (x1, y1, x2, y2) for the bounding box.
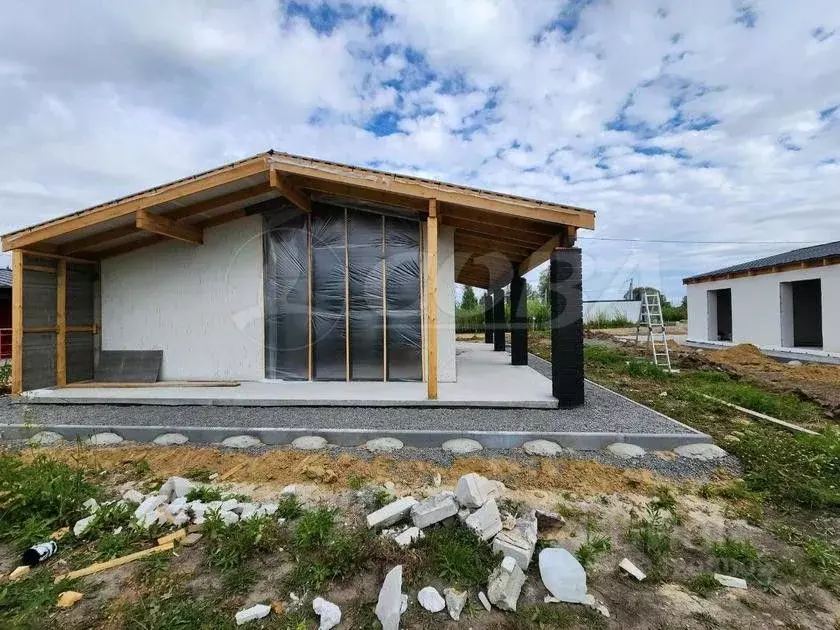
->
(56, 259, 67, 386)
(510, 274, 528, 365)
(11, 250, 23, 397)
(426, 199, 439, 400)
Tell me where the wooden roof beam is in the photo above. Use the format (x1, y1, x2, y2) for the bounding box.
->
(136, 210, 203, 245)
(270, 168, 310, 213)
(518, 228, 574, 276)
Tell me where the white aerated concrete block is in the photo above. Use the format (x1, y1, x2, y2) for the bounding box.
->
(367, 497, 418, 529)
(410, 493, 458, 529)
(465, 498, 503, 541)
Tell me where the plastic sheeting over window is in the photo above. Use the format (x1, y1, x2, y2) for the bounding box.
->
(263, 202, 422, 382)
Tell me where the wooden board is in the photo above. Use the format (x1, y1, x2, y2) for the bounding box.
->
(54, 542, 174, 583)
(62, 380, 240, 388)
(426, 199, 439, 400)
(136, 209, 203, 245)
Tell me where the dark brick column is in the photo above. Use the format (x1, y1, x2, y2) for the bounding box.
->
(510, 275, 528, 365)
(483, 293, 493, 344)
(493, 288, 505, 351)
(550, 247, 584, 407)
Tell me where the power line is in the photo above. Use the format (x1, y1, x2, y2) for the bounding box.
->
(578, 236, 822, 245)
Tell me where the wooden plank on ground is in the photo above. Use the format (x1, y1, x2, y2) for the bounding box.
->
(218, 461, 248, 481)
(157, 529, 187, 546)
(699, 393, 818, 435)
(54, 542, 175, 582)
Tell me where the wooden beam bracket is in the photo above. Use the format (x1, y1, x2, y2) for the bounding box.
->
(270, 168, 311, 213)
(135, 210, 203, 245)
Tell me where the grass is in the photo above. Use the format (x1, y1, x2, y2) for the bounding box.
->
(628, 504, 676, 582)
(575, 520, 612, 573)
(0, 569, 79, 627)
(185, 485, 225, 503)
(276, 493, 305, 520)
(685, 573, 723, 598)
(0, 453, 102, 549)
(513, 603, 607, 629)
(414, 525, 499, 588)
(183, 467, 215, 482)
(584, 313, 634, 330)
(710, 538, 775, 590)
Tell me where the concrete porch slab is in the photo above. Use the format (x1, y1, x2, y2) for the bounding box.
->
(20, 343, 558, 408)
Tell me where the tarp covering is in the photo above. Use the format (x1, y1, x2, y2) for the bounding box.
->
(264, 206, 309, 380)
(348, 210, 384, 380)
(262, 202, 421, 381)
(385, 217, 422, 381)
(311, 204, 347, 381)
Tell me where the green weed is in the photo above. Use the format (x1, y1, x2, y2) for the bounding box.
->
(686, 573, 723, 598)
(203, 513, 283, 594)
(575, 521, 612, 573)
(0, 569, 78, 627)
(183, 467, 214, 482)
(415, 526, 498, 588)
(628, 504, 676, 581)
(276, 493, 305, 520)
(293, 507, 337, 549)
(185, 485, 225, 503)
(514, 603, 607, 629)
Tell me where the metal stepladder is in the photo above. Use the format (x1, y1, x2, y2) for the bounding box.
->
(634, 290, 673, 372)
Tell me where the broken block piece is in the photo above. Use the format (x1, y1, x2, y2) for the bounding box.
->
(375, 565, 404, 630)
(487, 556, 526, 611)
(492, 510, 538, 570)
(618, 558, 646, 581)
(539, 548, 587, 604)
(393, 527, 424, 548)
(465, 498, 503, 541)
(455, 473, 491, 508)
(410, 493, 458, 529)
(235, 603, 271, 625)
(714, 573, 747, 589)
(366, 497, 418, 529)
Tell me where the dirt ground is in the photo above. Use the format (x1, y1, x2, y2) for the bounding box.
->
(3, 445, 839, 629)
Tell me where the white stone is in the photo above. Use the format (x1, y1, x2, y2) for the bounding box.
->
(220, 498, 239, 511)
(73, 515, 95, 537)
(365, 437, 404, 453)
(134, 495, 168, 521)
(441, 438, 482, 454)
(219, 510, 239, 526)
(619, 558, 646, 581)
(455, 473, 492, 508)
(535, 509, 566, 529)
(492, 510, 538, 570)
(257, 503, 278, 517)
(583, 593, 611, 618)
(606, 443, 647, 459)
(235, 603, 271, 625)
(83, 498, 100, 514)
(221, 435, 262, 449)
(457, 508, 471, 522)
(393, 527, 424, 548)
(158, 476, 194, 500)
(444, 587, 467, 621)
(171, 512, 191, 526)
(312, 597, 341, 630)
(366, 497, 418, 529)
(188, 501, 207, 515)
(167, 497, 188, 515)
(417, 586, 445, 613)
(487, 555, 526, 611)
(539, 548, 588, 604)
(29, 431, 63, 445)
(522, 439, 564, 457)
(714, 573, 747, 589)
(410, 493, 458, 529)
(787, 360, 802, 366)
(376, 565, 404, 630)
(122, 489, 144, 504)
(86, 432, 123, 446)
(674, 442, 728, 460)
(478, 591, 492, 612)
(465, 498, 503, 541)
(153, 433, 188, 446)
(281, 485, 297, 495)
(292, 436, 328, 450)
(237, 503, 259, 520)
(400, 594, 408, 614)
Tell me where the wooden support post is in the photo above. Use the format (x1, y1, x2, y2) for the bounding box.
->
(483, 293, 493, 344)
(56, 259, 67, 387)
(510, 274, 528, 365)
(493, 288, 505, 351)
(549, 247, 584, 408)
(426, 199, 439, 400)
(135, 209, 203, 245)
(11, 250, 23, 397)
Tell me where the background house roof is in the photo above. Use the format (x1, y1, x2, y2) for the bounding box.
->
(0, 268, 11, 288)
(684, 240, 840, 284)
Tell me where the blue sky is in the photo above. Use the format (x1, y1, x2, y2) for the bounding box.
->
(1, 0, 839, 300)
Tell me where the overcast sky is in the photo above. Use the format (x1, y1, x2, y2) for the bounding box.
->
(1, 0, 839, 300)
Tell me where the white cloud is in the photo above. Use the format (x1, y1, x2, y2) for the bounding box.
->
(0, 0, 839, 302)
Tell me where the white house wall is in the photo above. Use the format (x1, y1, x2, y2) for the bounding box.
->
(686, 264, 840, 352)
(101, 215, 264, 380)
(423, 224, 457, 382)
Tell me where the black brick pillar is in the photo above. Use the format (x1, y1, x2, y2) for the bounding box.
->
(493, 288, 505, 351)
(483, 293, 493, 344)
(510, 275, 528, 365)
(550, 248, 584, 407)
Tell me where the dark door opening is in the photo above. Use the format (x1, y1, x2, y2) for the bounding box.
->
(708, 288, 732, 341)
(792, 279, 822, 347)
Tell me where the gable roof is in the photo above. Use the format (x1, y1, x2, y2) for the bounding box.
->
(0, 150, 596, 289)
(683, 240, 840, 284)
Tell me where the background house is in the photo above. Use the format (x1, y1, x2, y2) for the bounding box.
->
(0, 268, 10, 360)
(684, 241, 840, 354)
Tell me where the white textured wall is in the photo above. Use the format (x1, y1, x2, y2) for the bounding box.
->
(101, 215, 264, 380)
(422, 224, 456, 382)
(686, 264, 840, 352)
(583, 300, 641, 324)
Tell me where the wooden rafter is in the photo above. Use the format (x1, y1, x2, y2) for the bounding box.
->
(270, 168, 310, 213)
(517, 229, 573, 276)
(442, 216, 548, 247)
(135, 210, 203, 245)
